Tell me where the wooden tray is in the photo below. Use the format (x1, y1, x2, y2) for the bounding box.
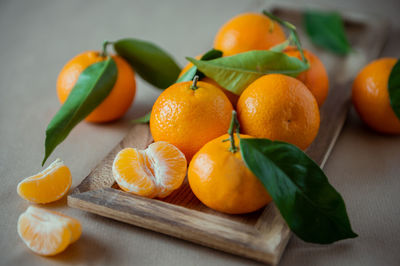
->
(68, 5, 388, 265)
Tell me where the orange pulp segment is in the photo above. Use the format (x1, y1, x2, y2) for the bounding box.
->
(17, 159, 72, 203)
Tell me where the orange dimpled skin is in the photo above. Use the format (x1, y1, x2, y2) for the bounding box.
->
(214, 13, 286, 57)
(18, 206, 81, 256)
(284, 47, 329, 107)
(188, 134, 272, 214)
(150, 81, 234, 161)
(57, 51, 136, 123)
(237, 74, 320, 150)
(113, 142, 187, 198)
(352, 58, 400, 134)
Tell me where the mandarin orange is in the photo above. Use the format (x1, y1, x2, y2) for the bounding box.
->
(352, 58, 400, 134)
(150, 78, 233, 161)
(214, 12, 286, 57)
(57, 51, 136, 123)
(237, 74, 320, 150)
(188, 134, 271, 214)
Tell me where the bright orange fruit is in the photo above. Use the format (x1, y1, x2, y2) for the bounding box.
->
(188, 134, 272, 214)
(150, 80, 233, 161)
(17, 159, 72, 204)
(57, 51, 136, 123)
(284, 47, 329, 107)
(18, 206, 81, 256)
(214, 12, 286, 57)
(113, 141, 187, 198)
(237, 74, 320, 150)
(352, 58, 400, 134)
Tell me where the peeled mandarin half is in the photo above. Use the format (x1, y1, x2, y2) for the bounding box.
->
(17, 206, 81, 256)
(17, 159, 72, 203)
(112, 141, 187, 198)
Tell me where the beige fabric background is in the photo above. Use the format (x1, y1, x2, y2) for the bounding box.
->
(1, 0, 400, 265)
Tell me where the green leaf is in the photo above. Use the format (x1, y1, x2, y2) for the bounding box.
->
(132, 112, 151, 124)
(114, 38, 181, 89)
(187, 50, 309, 95)
(389, 59, 400, 120)
(176, 49, 223, 83)
(42, 58, 117, 165)
(240, 138, 358, 244)
(304, 10, 351, 55)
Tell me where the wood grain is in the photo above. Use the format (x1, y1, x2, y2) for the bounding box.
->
(68, 5, 388, 265)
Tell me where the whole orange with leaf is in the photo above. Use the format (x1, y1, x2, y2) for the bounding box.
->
(284, 47, 329, 107)
(352, 58, 400, 134)
(214, 12, 286, 56)
(57, 51, 136, 123)
(150, 79, 233, 161)
(188, 134, 272, 214)
(237, 74, 320, 150)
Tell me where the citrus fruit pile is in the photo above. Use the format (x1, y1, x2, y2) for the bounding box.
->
(18, 7, 400, 256)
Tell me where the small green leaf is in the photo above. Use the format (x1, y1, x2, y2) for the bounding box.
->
(200, 49, 223, 60)
(42, 58, 117, 165)
(132, 112, 151, 124)
(187, 50, 309, 95)
(240, 138, 357, 244)
(114, 38, 181, 89)
(304, 10, 351, 55)
(389, 59, 400, 119)
(176, 49, 223, 83)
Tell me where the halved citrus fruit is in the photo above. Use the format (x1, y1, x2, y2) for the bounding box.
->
(17, 159, 72, 203)
(112, 141, 187, 198)
(18, 206, 81, 256)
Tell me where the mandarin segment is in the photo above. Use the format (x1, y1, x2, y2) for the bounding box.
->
(150, 81, 233, 161)
(17, 206, 81, 256)
(237, 74, 320, 150)
(214, 12, 286, 56)
(188, 134, 272, 214)
(57, 51, 136, 123)
(113, 148, 157, 197)
(112, 142, 187, 198)
(17, 159, 72, 204)
(352, 58, 400, 134)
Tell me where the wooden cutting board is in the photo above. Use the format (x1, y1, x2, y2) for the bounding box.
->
(68, 4, 388, 265)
